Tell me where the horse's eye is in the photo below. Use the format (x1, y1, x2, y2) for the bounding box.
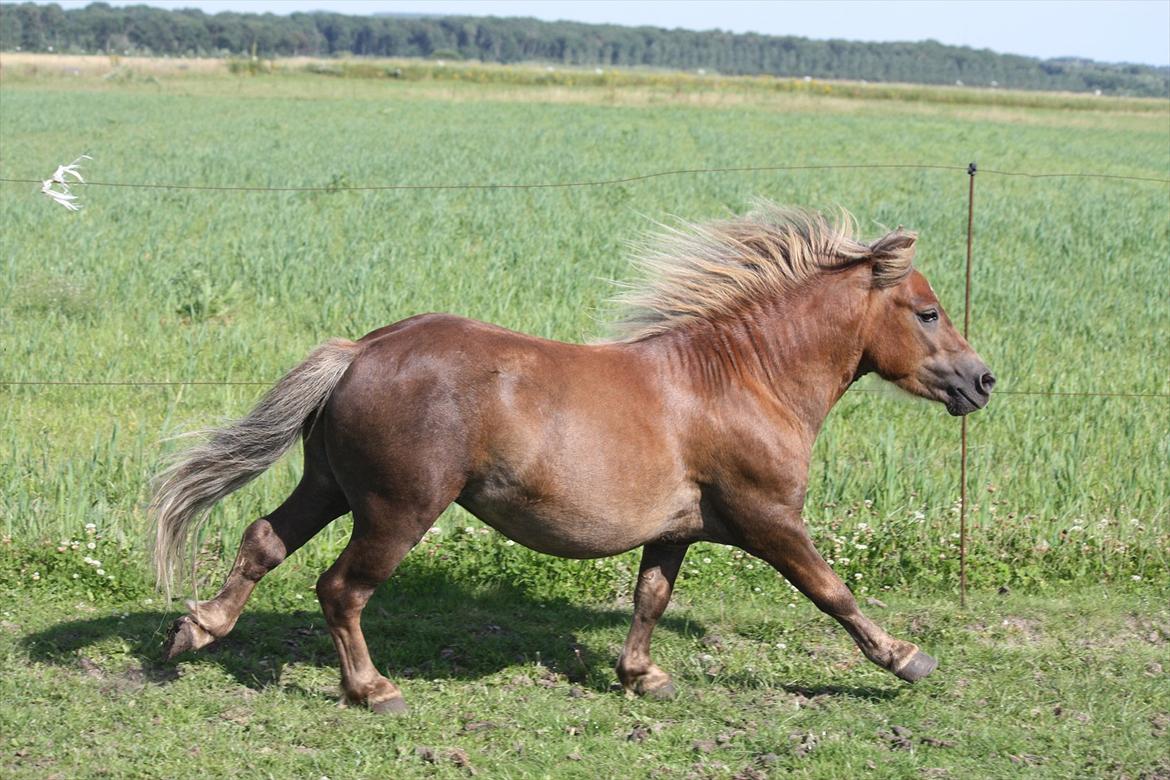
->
(916, 309, 939, 323)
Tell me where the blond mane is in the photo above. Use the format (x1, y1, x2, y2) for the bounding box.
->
(607, 203, 917, 342)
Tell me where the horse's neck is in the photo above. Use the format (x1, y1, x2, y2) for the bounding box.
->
(651, 274, 869, 433)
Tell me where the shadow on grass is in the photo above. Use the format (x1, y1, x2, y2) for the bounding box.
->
(20, 569, 710, 697)
(21, 570, 906, 704)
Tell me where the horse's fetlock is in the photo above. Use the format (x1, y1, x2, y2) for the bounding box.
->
(615, 653, 645, 684)
(617, 660, 673, 697)
(343, 676, 401, 708)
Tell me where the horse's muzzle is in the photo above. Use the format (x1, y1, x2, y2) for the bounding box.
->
(945, 363, 996, 416)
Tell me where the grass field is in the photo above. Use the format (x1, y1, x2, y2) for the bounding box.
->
(1, 55, 1169, 778)
(3, 583, 1168, 779)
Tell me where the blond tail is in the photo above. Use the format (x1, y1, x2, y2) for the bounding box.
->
(148, 339, 362, 597)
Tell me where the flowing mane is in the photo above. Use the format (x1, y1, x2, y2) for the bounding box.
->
(607, 203, 917, 342)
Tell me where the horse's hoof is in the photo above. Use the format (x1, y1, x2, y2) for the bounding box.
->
(894, 649, 938, 683)
(643, 680, 677, 700)
(370, 696, 408, 715)
(164, 615, 215, 660)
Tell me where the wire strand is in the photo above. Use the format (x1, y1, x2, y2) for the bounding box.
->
(1, 163, 966, 192)
(3, 163, 1167, 193)
(1, 380, 1165, 398)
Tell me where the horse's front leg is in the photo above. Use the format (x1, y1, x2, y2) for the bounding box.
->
(616, 543, 688, 698)
(740, 507, 937, 682)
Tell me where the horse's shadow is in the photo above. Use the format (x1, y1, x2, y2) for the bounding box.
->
(21, 571, 702, 696)
(22, 572, 901, 703)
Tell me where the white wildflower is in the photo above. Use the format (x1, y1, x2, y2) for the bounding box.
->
(87, 541, 96, 550)
(41, 155, 92, 211)
(96, 569, 105, 576)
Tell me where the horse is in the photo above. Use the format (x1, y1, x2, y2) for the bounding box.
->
(151, 204, 995, 714)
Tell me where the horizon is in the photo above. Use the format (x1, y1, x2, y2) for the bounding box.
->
(13, 0, 1170, 68)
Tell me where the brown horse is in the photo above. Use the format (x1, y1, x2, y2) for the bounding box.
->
(151, 205, 994, 714)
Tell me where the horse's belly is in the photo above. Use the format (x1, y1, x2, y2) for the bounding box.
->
(456, 479, 699, 559)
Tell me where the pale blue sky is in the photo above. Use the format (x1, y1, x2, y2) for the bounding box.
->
(24, 1, 1170, 66)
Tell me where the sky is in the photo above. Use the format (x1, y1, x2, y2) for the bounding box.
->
(24, 0, 1170, 66)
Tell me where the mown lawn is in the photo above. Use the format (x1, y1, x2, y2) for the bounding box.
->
(2, 577, 1167, 779)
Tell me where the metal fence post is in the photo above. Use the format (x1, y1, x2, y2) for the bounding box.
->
(960, 161, 977, 608)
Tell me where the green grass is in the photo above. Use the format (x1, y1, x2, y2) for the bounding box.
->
(2, 576, 1167, 779)
(1, 60, 1169, 779)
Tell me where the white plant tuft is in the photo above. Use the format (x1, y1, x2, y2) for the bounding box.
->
(41, 155, 92, 211)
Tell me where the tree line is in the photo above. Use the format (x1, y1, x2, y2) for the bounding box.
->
(2, 2, 1166, 97)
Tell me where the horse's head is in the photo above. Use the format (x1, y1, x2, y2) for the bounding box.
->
(859, 233, 995, 416)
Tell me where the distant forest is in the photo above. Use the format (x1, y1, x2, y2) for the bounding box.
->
(2, 2, 1167, 97)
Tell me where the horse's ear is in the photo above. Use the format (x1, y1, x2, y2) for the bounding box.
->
(868, 228, 917, 286)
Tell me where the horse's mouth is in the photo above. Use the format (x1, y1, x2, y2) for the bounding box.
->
(946, 386, 987, 416)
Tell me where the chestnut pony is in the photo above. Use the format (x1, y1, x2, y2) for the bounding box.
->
(151, 205, 995, 713)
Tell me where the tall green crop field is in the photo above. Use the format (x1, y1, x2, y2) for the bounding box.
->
(2, 63, 1166, 596)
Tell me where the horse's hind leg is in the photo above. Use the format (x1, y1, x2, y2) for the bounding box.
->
(165, 467, 348, 659)
(315, 490, 453, 714)
(616, 543, 688, 699)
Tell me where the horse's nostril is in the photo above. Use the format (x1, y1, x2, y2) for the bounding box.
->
(979, 372, 997, 394)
